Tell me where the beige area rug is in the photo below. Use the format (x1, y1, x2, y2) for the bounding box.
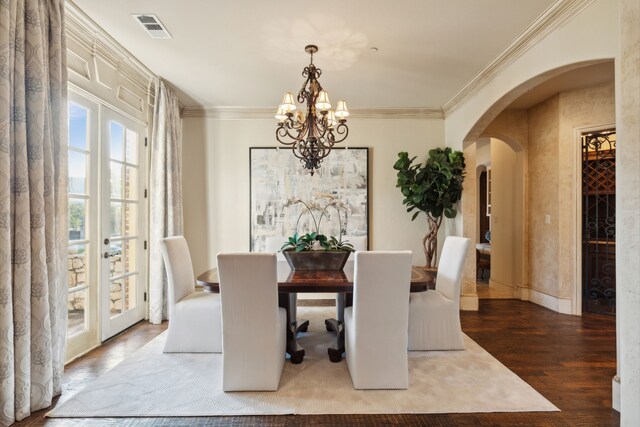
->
(48, 307, 558, 417)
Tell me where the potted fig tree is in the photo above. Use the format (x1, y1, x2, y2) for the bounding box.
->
(393, 147, 465, 269)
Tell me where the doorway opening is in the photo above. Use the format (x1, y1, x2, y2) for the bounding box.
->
(581, 129, 616, 315)
(474, 137, 524, 299)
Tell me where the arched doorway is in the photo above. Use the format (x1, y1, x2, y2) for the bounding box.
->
(458, 60, 615, 314)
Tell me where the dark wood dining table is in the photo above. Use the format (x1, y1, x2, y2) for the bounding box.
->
(197, 261, 434, 363)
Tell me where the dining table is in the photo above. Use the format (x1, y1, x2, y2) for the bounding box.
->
(197, 261, 435, 364)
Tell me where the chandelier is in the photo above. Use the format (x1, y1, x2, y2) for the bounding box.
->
(275, 45, 350, 175)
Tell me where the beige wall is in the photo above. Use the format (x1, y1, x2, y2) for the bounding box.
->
(527, 94, 561, 298)
(181, 117, 445, 274)
(557, 82, 616, 301)
(489, 138, 524, 290)
(617, 0, 640, 419)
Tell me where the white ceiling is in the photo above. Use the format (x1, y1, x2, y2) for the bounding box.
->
(71, 0, 557, 109)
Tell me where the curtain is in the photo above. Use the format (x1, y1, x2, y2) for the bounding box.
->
(0, 0, 68, 425)
(149, 79, 183, 324)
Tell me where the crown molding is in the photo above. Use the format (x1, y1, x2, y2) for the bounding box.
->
(181, 107, 444, 120)
(65, 0, 157, 92)
(442, 0, 596, 117)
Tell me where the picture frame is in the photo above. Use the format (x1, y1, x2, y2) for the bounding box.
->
(249, 147, 369, 252)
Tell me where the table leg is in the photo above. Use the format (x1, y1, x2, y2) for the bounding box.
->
(325, 292, 352, 362)
(279, 292, 307, 364)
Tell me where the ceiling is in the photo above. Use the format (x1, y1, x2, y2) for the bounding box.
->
(508, 61, 615, 109)
(71, 0, 558, 109)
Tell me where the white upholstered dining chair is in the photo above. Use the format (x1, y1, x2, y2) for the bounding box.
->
(336, 235, 367, 322)
(264, 236, 297, 321)
(408, 236, 470, 351)
(344, 251, 412, 389)
(343, 235, 367, 258)
(160, 236, 222, 353)
(217, 253, 287, 391)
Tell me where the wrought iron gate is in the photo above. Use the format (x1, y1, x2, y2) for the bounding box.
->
(582, 130, 616, 315)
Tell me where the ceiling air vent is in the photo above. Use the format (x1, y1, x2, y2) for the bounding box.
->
(132, 14, 172, 39)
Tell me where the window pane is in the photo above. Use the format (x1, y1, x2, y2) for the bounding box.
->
(110, 280, 123, 317)
(69, 198, 87, 240)
(68, 243, 87, 289)
(110, 121, 124, 161)
(110, 202, 122, 237)
(125, 129, 138, 165)
(109, 241, 123, 277)
(67, 289, 87, 337)
(123, 239, 137, 273)
(69, 103, 88, 150)
(124, 203, 138, 236)
(110, 162, 123, 199)
(68, 151, 87, 194)
(124, 275, 137, 311)
(124, 166, 138, 200)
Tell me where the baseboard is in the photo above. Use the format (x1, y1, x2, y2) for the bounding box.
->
(298, 299, 336, 307)
(489, 279, 516, 296)
(460, 294, 479, 311)
(612, 375, 620, 412)
(522, 287, 572, 314)
(298, 293, 336, 300)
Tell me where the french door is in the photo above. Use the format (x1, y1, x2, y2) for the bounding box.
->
(66, 90, 148, 360)
(100, 107, 147, 340)
(66, 93, 100, 359)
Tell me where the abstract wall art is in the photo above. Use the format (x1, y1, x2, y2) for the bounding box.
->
(250, 147, 369, 251)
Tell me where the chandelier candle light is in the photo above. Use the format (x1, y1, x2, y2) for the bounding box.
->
(275, 45, 350, 175)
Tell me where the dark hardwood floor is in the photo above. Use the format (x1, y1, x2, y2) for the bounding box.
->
(16, 300, 619, 426)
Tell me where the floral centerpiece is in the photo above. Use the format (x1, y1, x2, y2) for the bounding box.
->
(279, 194, 354, 271)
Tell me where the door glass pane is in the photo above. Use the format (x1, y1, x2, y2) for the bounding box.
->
(124, 166, 138, 200)
(109, 242, 123, 277)
(68, 243, 87, 289)
(110, 202, 123, 237)
(67, 288, 87, 337)
(69, 198, 87, 240)
(110, 162, 123, 199)
(110, 121, 124, 161)
(123, 239, 137, 273)
(124, 275, 137, 311)
(68, 151, 87, 194)
(69, 103, 88, 150)
(124, 203, 138, 236)
(125, 129, 138, 165)
(110, 280, 123, 317)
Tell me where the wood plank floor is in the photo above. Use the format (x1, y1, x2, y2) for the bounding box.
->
(16, 300, 619, 426)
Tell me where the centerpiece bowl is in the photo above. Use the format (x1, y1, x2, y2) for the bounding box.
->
(283, 250, 350, 271)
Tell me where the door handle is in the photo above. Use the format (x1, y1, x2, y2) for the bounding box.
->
(104, 238, 110, 245)
(103, 252, 109, 259)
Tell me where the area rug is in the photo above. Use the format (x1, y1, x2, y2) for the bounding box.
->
(48, 307, 558, 417)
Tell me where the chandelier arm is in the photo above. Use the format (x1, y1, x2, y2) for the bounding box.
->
(276, 121, 309, 144)
(330, 122, 349, 144)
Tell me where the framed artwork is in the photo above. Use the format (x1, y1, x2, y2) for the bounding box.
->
(250, 147, 369, 252)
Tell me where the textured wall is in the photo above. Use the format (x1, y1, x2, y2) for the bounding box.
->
(527, 95, 561, 297)
(617, 0, 640, 421)
(557, 82, 616, 300)
(526, 83, 614, 300)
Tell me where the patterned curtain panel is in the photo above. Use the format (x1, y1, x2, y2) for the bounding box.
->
(149, 80, 183, 324)
(0, 0, 68, 425)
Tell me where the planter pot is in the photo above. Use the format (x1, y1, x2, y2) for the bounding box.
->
(282, 250, 350, 271)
